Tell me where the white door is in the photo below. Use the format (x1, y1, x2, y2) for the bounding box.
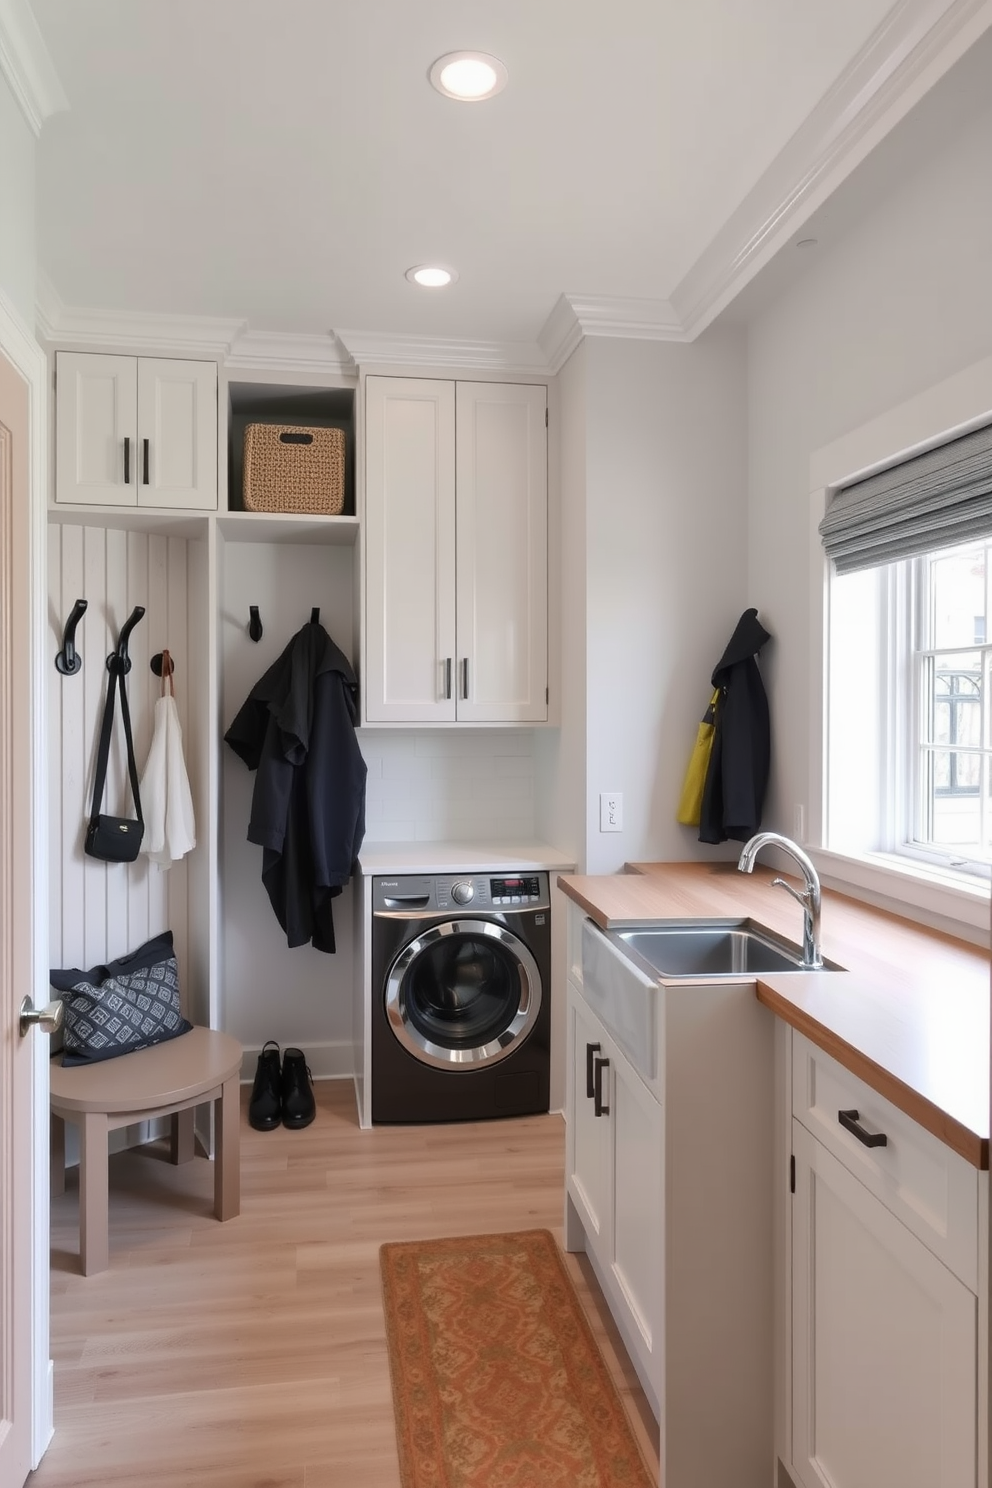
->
(455, 382, 547, 722)
(54, 350, 137, 507)
(0, 346, 47, 1486)
(364, 376, 456, 721)
(136, 357, 217, 510)
(792, 1120, 977, 1488)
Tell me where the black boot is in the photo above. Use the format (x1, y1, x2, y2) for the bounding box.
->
(248, 1040, 282, 1131)
(281, 1047, 316, 1129)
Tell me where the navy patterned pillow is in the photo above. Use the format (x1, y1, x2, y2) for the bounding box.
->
(50, 930, 192, 1067)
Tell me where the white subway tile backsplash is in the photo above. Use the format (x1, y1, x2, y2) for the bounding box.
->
(358, 730, 537, 843)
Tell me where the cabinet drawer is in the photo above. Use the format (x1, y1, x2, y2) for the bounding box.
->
(792, 1033, 978, 1292)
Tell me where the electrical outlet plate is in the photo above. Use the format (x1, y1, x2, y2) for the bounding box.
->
(600, 792, 622, 832)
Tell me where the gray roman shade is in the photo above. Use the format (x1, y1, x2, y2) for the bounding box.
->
(819, 421, 992, 575)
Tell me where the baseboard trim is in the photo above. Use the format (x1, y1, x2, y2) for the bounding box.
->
(238, 1040, 355, 1084)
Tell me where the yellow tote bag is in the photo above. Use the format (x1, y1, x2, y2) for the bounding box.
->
(676, 688, 721, 827)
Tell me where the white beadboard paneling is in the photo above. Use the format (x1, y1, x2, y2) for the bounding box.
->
(48, 522, 195, 1004)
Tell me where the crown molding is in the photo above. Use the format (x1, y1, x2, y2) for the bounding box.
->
(0, 0, 67, 136)
(538, 294, 685, 372)
(671, 0, 992, 337)
(334, 328, 549, 375)
(225, 328, 353, 375)
(36, 276, 246, 356)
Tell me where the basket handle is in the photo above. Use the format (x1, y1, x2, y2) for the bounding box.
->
(279, 431, 314, 445)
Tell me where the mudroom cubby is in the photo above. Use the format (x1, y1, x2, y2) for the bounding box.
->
(47, 507, 214, 1034)
(217, 525, 359, 1078)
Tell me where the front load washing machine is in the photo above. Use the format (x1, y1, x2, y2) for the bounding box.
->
(371, 871, 551, 1123)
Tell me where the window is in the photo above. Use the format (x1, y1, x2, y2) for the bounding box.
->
(826, 533, 992, 879)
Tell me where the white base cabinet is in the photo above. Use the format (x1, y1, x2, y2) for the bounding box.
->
(364, 375, 548, 724)
(788, 1033, 982, 1488)
(564, 904, 777, 1488)
(791, 1121, 977, 1488)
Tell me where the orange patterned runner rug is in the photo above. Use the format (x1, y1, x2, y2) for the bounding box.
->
(379, 1228, 655, 1488)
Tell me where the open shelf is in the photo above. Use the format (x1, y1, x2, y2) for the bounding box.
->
(216, 511, 360, 546)
(227, 382, 356, 517)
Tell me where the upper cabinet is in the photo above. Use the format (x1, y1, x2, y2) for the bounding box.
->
(364, 375, 548, 724)
(55, 352, 218, 510)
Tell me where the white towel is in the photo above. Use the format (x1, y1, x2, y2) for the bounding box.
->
(140, 689, 196, 867)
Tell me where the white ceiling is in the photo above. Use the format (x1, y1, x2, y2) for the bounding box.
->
(24, 0, 977, 350)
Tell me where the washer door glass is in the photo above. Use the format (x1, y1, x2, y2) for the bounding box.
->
(385, 919, 542, 1069)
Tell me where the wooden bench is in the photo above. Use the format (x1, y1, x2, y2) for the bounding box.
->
(50, 1026, 243, 1275)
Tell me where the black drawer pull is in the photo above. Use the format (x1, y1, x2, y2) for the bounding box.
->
(593, 1056, 610, 1118)
(838, 1108, 887, 1148)
(585, 1041, 601, 1100)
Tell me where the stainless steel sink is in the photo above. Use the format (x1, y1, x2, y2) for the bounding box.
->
(613, 921, 836, 978)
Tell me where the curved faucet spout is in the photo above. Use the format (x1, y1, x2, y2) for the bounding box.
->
(737, 831, 822, 969)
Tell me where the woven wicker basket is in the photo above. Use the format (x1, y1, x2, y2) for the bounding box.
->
(243, 423, 346, 515)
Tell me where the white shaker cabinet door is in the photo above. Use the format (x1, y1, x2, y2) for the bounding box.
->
(136, 358, 217, 510)
(567, 992, 613, 1256)
(55, 351, 138, 507)
(365, 376, 457, 721)
(792, 1120, 977, 1488)
(455, 381, 547, 722)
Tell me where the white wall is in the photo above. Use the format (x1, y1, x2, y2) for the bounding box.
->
(582, 331, 749, 872)
(361, 728, 537, 842)
(0, 73, 36, 328)
(535, 340, 587, 867)
(746, 66, 992, 840)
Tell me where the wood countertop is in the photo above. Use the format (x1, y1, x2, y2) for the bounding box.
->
(558, 861, 990, 1168)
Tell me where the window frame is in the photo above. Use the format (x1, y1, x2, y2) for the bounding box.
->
(807, 355, 992, 938)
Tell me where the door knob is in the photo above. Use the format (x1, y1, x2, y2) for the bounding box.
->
(19, 995, 64, 1039)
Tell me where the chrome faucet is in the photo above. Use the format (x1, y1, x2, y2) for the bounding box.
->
(737, 832, 823, 970)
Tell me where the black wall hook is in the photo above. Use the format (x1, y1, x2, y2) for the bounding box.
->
(150, 652, 175, 678)
(55, 598, 88, 676)
(107, 606, 145, 675)
(248, 606, 263, 643)
(310, 607, 320, 624)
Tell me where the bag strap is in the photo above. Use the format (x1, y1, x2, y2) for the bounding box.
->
(90, 658, 143, 823)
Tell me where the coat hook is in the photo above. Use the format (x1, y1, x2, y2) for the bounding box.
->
(310, 607, 320, 624)
(55, 598, 88, 676)
(150, 651, 175, 678)
(108, 606, 146, 675)
(248, 605, 263, 643)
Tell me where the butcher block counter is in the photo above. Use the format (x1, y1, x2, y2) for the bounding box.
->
(558, 860, 990, 1168)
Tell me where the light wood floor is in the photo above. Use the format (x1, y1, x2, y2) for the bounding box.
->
(33, 1081, 660, 1487)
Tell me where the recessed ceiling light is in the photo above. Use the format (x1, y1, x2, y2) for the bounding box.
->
(429, 51, 507, 102)
(406, 265, 458, 288)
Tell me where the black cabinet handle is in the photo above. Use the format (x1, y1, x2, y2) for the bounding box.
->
(461, 657, 469, 699)
(445, 657, 452, 700)
(838, 1108, 887, 1148)
(142, 438, 150, 485)
(593, 1056, 610, 1118)
(585, 1041, 601, 1100)
(123, 436, 130, 484)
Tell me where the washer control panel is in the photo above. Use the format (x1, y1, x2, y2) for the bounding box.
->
(489, 874, 543, 906)
(374, 872, 549, 913)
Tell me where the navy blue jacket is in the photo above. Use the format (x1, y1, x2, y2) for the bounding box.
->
(224, 622, 366, 952)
